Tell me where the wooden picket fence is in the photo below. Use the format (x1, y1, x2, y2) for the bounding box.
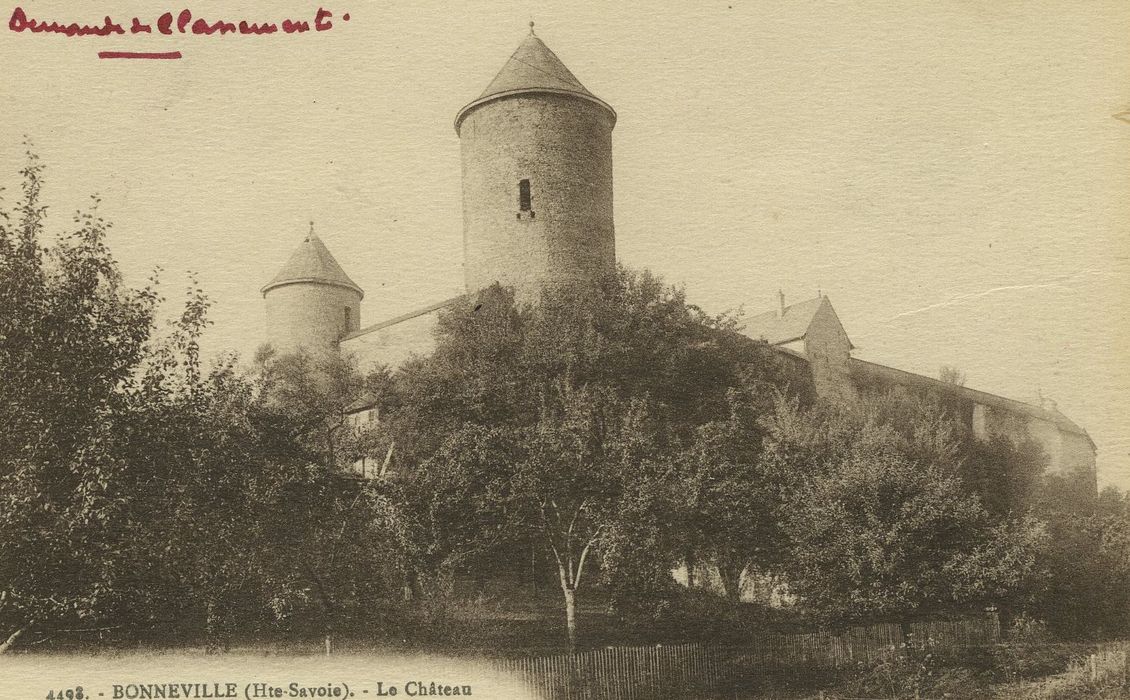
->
(491, 616, 1000, 699)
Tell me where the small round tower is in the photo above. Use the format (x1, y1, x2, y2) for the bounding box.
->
(455, 25, 617, 303)
(261, 224, 363, 353)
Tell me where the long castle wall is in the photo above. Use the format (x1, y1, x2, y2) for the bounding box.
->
(339, 298, 458, 371)
(849, 359, 1096, 483)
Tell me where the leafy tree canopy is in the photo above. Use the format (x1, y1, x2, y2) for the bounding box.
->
(765, 392, 1048, 625)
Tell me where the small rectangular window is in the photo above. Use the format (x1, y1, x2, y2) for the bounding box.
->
(344, 307, 352, 332)
(518, 178, 532, 212)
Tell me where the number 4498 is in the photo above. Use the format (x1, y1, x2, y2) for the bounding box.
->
(46, 688, 84, 700)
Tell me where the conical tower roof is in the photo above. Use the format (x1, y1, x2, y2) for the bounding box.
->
(261, 225, 364, 298)
(455, 26, 615, 132)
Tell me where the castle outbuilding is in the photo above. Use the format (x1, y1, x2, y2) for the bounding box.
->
(261, 28, 1097, 488)
(751, 293, 1096, 486)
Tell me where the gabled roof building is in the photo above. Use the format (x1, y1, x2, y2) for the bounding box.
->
(751, 293, 1096, 486)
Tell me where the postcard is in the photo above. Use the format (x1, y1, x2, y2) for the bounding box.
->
(2, 2, 1128, 698)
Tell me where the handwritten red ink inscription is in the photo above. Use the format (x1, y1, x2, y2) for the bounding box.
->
(8, 7, 350, 58)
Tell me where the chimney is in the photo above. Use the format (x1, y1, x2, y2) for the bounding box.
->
(778, 290, 786, 318)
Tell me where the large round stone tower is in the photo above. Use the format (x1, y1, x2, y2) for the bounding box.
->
(261, 224, 364, 353)
(455, 26, 617, 303)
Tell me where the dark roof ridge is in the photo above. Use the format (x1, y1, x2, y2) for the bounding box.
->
(342, 294, 468, 341)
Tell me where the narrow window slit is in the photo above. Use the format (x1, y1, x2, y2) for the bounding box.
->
(518, 178, 532, 212)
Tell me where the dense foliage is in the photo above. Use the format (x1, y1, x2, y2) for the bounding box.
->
(1, 157, 1127, 655)
(373, 277, 809, 648)
(0, 156, 396, 652)
(0, 154, 159, 651)
(763, 395, 1047, 624)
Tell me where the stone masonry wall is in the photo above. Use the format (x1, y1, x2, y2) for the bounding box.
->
(803, 300, 855, 402)
(459, 93, 616, 303)
(264, 283, 361, 353)
(339, 307, 444, 372)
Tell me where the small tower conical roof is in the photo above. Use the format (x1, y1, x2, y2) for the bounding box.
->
(261, 224, 364, 298)
(455, 26, 616, 133)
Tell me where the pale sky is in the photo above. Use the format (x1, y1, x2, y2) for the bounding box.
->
(2, 1, 1128, 489)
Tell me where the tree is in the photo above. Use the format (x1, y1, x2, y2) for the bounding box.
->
(512, 384, 655, 651)
(114, 297, 403, 652)
(1029, 482, 1130, 639)
(765, 393, 1046, 626)
(374, 425, 517, 603)
(0, 153, 158, 651)
(0, 155, 400, 653)
(382, 269, 808, 649)
(669, 385, 789, 602)
(961, 434, 1046, 520)
(938, 365, 966, 387)
(254, 345, 394, 472)
(237, 346, 409, 652)
(388, 284, 528, 467)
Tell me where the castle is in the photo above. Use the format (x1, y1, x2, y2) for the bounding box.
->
(260, 28, 1096, 487)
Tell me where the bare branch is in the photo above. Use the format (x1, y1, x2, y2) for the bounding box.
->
(566, 498, 588, 540)
(574, 539, 596, 590)
(0, 624, 31, 655)
(379, 440, 395, 476)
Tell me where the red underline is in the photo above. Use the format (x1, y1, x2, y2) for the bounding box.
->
(98, 51, 182, 60)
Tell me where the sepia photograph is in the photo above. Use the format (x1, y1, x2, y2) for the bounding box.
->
(1, 1, 1128, 698)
